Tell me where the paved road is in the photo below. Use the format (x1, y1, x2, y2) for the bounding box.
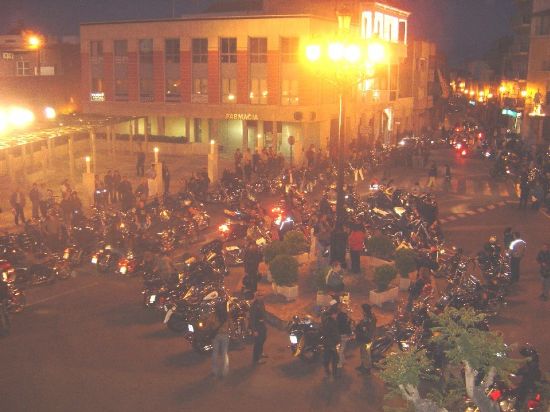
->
(1, 149, 549, 412)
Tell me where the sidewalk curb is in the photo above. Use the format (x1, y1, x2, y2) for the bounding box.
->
(440, 200, 511, 224)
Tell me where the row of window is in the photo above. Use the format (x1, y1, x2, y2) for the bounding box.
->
(91, 37, 299, 64)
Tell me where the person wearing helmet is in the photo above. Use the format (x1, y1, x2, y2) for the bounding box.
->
(509, 232, 526, 283)
(516, 345, 541, 408)
(483, 235, 502, 268)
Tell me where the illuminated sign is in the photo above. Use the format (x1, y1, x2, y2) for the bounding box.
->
(224, 113, 259, 121)
(2, 52, 14, 60)
(502, 108, 520, 118)
(90, 92, 105, 102)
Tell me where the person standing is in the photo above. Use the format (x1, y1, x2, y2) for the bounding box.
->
(321, 307, 341, 379)
(537, 244, 550, 300)
(336, 303, 353, 369)
(29, 183, 41, 220)
(211, 299, 231, 378)
(355, 304, 377, 374)
(443, 164, 452, 191)
(243, 148, 252, 182)
(325, 260, 345, 294)
(518, 173, 530, 209)
(104, 170, 114, 204)
(243, 241, 262, 293)
(427, 162, 437, 189)
(348, 224, 365, 274)
(352, 152, 364, 182)
(509, 232, 526, 283)
(10, 189, 26, 226)
(162, 163, 171, 195)
(503, 227, 514, 249)
(136, 148, 146, 177)
(234, 148, 242, 175)
(112, 170, 121, 202)
(249, 293, 268, 365)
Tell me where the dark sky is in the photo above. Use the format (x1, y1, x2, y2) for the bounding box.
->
(1, 0, 515, 65)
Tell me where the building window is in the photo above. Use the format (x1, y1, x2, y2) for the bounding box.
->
(281, 79, 299, 105)
(192, 38, 208, 63)
(91, 77, 104, 93)
(250, 78, 267, 104)
(220, 37, 237, 63)
(535, 15, 550, 35)
(281, 37, 298, 63)
(193, 78, 208, 95)
(222, 78, 237, 103)
(90, 40, 103, 61)
(194, 118, 202, 143)
(16, 61, 32, 76)
(114, 40, 128, 100)
(165, 38, 180, 63)
(139, 39, 154, 102)
(249, 37, 267, 63)
(165, 38, 181, 101)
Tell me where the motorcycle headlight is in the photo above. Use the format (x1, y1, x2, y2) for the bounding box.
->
(289, 334, 298, 345)
(188, 324, 194, 333)
(91, 256, 98, 264)
(119, 266, 127, 275)
(148, 295, 156, 304)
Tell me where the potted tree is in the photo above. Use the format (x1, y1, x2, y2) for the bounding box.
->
(270, 254, 299, 300)
(394, 248, 417, 291)
(369, 264, 398, 307)
(263, 240, 290, 282)
(366, 234, 394, 261)
(283, 230, 310, 264)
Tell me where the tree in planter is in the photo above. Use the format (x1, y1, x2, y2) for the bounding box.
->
(394, 248, 418, 278)
(269, 254, 299, 287)
(264, 240, 291, 263)
(380, 307, 518, 412)
(379, 349, 448, 412)
(431, 307, 517, 412)
(283, 230, 309, 255)
(366, 235, 395, 260)
(373, 264, 398, 292)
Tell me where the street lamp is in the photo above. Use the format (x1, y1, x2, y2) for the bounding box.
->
(305, 19, 387, 229)
(24, 32, 44, 76)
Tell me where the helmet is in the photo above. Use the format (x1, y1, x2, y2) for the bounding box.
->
(519, 345, 538, 359)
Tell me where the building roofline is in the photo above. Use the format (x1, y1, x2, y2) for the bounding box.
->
(80, 13, 335, 27)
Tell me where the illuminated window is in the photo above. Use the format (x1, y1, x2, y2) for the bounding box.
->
(16, 61, 32, 76)
(139, 39, 153, 101)
(250, 78, 268, 104)
(193, 78, 208, 95)
(281, 79, 299, 105)
(222, 78, 237, 103)
(114, 40, 128, 100)
(281, 37, 299, 63)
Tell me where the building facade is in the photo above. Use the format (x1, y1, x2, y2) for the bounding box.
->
(0, 34, 80, 114)
(80, 1, 425, 156)
(525, 0, 550, 144)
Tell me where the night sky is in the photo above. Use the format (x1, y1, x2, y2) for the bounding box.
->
(1, 0, 515, 65)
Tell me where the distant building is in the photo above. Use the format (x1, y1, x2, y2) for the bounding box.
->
(524, 0, 550, 144)
(0, 33, 81, 114)
(79, 0, 438, 155)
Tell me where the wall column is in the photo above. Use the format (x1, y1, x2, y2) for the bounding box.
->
(144, 117, 150, 150)
(242, 120, 248, 149)
(68, 134, 75, 182)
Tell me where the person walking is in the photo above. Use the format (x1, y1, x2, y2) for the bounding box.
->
(321, 306, 341, 380)
(443, 163, 452, 191)
(537, 244, 550, 300)
(211, 299, 231, 378)
(355, 303, 377, 374)
(10, 189, 26, 226)
(243, 241, 262, 293)
(29, 183, 41, 220)
(249, 293, 268, 365)
(348, 223, 365, 274)
(336, 303, 353, 369)
(352, 152, 364, 183)
(427, 162, 437, 189)
(509, 232, 526, 283)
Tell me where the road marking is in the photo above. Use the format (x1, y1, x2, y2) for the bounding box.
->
(487, 204, 496, 210)
(465, 210, 477, 215)
(476, 207, 486, 213)
(27, 281, 100, 308)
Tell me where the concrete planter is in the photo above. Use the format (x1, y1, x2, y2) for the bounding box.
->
(399, 276, 412, 291)
(272, 283, 299, 301)
(316, 291, 332, 306)
(369, 286, 399, 308)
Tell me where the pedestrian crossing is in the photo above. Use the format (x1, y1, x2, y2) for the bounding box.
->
(365, 176, 517, 198)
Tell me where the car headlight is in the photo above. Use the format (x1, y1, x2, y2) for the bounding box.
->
(289, 334, 298, 345)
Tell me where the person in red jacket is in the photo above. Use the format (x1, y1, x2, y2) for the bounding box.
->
(348, 223, 366, 274)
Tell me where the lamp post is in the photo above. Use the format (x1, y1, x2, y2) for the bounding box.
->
(305, 13, 386, 229)
(25, 32, 44, 76)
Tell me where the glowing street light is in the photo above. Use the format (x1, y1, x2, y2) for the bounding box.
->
(520, 90, 527, 98)
(44, 106, 56, 120)
(8, 107, 35, 128)
(305, 44, 321, 62)
(367, 42, 385, 64)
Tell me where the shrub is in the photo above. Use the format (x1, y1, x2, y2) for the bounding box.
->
(394, 248, 417, 278)
(269, 254, 299, 286)
(283, 230, 309, 255)
(373, 264, 397, 292)
(263, 240, 291, 263)
(366, 235, 394, 260)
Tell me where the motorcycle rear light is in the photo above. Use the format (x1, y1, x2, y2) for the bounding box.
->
(461, 149, 467, 156)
